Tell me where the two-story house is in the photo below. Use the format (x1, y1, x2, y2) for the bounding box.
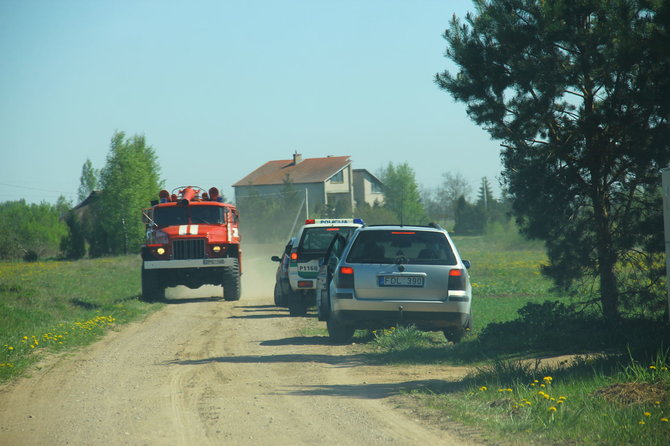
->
(232, 153, 383, 216)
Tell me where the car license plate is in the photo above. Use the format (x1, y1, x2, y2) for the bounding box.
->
(379, 275, 424, 287)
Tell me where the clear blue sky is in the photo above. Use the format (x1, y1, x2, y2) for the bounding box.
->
(0, 0, 502, 205)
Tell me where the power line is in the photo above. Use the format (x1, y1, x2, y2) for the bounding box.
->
(0, 181, 74, 196)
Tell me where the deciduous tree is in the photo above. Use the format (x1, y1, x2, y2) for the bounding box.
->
(77, 158, 98, 203)
(378, 162, 427, 225)
(96, 132, 162, 255)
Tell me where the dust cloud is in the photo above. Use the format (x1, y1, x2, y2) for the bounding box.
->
(240, 239, 284, 300)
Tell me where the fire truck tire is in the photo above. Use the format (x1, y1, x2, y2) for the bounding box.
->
(288, 290, 307, 316)
(141, 264, 165, 302)
(222, 259, 241, 301)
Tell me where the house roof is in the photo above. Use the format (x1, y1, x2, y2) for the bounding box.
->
(233, 156, 351, 187)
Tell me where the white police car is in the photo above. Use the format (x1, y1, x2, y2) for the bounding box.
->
(287, 218, 363, 315)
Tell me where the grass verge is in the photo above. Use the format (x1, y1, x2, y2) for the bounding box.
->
(301, 229, 670, 445)
(0, 256, 161, 383)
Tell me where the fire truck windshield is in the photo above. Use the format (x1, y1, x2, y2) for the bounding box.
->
(153, 206, 224, 227)
(190, 206, 224, 224)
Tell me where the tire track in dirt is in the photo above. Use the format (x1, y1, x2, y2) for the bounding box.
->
(0, 282, 476, 446)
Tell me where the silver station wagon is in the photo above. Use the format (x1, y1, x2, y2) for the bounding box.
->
(316, 224, 472, 343)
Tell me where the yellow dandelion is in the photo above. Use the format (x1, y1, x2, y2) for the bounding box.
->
(644, 412, 651, 417)
(661, 418, 669, 423)
(639, 421, 646, 425)
(548, 406, 557, 412)
(649, 365, 657, 370)
(479, 386, 488, 391)
(543, 376, 553, 382)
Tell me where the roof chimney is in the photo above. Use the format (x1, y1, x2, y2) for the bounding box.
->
(293, 151, 302, 165)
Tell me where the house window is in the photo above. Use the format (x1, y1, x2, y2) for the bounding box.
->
(330, 170, 344, 184)
(371, 181, 382, 193)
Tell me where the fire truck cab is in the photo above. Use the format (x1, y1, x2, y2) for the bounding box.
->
(141, 186, 241, 302)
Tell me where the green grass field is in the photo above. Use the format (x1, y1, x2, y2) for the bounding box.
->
(2, 232, 669, 445)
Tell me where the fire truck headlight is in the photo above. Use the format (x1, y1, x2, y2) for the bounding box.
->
(156, 247, 165, 255)
(212, 246, 222, 253)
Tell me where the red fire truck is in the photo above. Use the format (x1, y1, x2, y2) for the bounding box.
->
(141, 186, 241, 302)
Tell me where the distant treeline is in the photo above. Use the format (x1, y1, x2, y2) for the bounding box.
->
(0, 157, 504, 261)
(0, 199, 70, 261)
(0, 131, 162, 262)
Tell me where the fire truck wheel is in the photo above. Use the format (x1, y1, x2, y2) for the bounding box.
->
(222, 259, 241, 301)
(141, 264, 165, 302)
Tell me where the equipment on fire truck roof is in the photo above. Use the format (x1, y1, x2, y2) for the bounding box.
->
(155, 186, 224, 205)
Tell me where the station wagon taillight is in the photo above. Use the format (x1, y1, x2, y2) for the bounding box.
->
(448, 269, 467, 290)
(338, 266, 355, 288)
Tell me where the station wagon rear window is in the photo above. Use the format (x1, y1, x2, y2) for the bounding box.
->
(346, 230, 457, 265)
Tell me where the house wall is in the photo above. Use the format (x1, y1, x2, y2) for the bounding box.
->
(234, 164, 359, 218)
(353, 170, 385, 207)
(324, 164, 354, 213)
(324, 165, 351, 194)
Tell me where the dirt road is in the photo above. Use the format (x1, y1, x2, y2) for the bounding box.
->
(0, 256, 476, 446)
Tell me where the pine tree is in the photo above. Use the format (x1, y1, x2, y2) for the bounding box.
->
(437, 0, 670, 320)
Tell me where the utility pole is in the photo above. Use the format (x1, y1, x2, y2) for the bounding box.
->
(662, 168, 670, 323)
(305, 188, 309, 220)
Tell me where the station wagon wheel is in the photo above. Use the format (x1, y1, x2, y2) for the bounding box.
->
(327, 318, 354, 344)
(443, 327, 466, 344)
(317, 288, 331, 321)
(444, 311, 472, 344)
